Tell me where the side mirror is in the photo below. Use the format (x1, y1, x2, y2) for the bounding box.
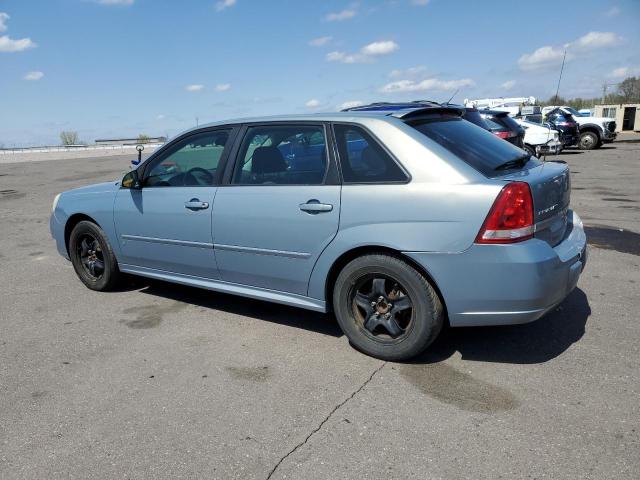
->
(122, 170, 142, 189)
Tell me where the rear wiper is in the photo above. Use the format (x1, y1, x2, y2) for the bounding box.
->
(494, 154, 530, 171)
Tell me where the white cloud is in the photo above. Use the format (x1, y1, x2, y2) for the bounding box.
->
(0, 35, 36, 52)
(518, 31, 622, 71)
(185, 84, 204, 92)
(156, 114, 166, 120)
(327, 40, 399, 64)
(411, 0, 430, 5)
(325, 9, 356, 22)
(0, 12, 37, 53)
(608, 66, 640, 78)
(361, 40, 399, 56)
(305, 99, 321, 108)
(24, 71, 44, 81)
(570, 31, 621, 50)
(381, 77, 475, 93)
(389, 65, 427, 79)
(326, 51, 363, 64)
(308, 36, 332, 47)
(500, 80, 516, 90)
(0, 12, 9, 32)
(518, 46, 566, 71)
(98, 0, 134, 5)
(215, 83, 231, 91)
(338, 100, 364, 110)
(609, 67, 628, 78)
(215, 0, 236, 12)
(605, 6, 620, 17)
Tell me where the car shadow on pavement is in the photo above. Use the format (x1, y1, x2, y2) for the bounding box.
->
(133, 278, 344, 338)
(413, 288, 591, 365)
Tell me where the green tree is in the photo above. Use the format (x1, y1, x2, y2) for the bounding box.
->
(137, 134, 151, 144)
(617, 77, 640, 103)
(60, 131, 79, 146)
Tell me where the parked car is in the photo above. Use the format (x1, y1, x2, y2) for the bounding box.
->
(50, 104, 587, 361)
(513, 118, 563, 157)
(542, 105, 616, 149)
(460, 107, 490, 129)
(478, 110, 525, 148)
(464, 96, 538, 116)
(544, 108, 579, 147)
(339, 101, 491, 130)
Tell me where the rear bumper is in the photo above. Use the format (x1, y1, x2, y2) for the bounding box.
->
(561, 133, 579, 146)
(404, 211, 587, 327)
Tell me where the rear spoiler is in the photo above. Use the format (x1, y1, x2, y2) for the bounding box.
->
(390, 106, 464, 119)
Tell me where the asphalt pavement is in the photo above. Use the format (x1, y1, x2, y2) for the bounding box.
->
(1, 143, 638, 479)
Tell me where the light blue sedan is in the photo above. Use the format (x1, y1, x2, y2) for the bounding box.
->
(50, 103, 587, 360)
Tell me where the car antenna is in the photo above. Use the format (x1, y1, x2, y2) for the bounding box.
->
(543, 49, 567, 163)
(444, 89, 459, 105)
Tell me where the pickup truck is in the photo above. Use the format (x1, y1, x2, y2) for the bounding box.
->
(541, 106, 617, 150)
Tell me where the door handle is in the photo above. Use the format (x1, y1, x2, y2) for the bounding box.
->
(184, 199, 209, 210)
(299, 199, 333, 214)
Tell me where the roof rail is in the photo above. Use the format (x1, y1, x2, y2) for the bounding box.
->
(340, 100, 463, 118)
(341, 100, 442, 112)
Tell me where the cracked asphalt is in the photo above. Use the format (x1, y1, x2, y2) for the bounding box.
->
(1, 142, 639, 479)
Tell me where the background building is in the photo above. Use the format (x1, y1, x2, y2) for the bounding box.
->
(594, 104, 639, 132)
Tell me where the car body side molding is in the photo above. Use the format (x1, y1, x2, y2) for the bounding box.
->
(118, 263, 327, 312)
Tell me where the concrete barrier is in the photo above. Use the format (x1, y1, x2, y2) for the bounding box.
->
(0, 144, 162, 164)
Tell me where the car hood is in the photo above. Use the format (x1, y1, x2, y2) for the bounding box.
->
(576, 116, 614, 124)
(63, 181, 120, 196)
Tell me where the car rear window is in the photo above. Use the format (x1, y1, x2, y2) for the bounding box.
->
(481, 116, 508, 132)
(499, 115, 523, 131)
(462, 109, 489, 129)
(408, 116, 538, 177)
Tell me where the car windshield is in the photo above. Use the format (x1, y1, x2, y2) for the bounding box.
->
(564, 107, 584, 117)
(408, 115, 539, 177)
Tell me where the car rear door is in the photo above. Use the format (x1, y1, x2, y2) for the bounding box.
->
(212, 122, 341, 295)
(113, 128, 235, 279)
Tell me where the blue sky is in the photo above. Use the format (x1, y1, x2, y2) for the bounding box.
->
(1, 0, 639, 146)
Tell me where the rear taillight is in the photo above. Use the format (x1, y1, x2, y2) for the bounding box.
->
(493, 131, 510, 139)
(475, 182, 534, 244)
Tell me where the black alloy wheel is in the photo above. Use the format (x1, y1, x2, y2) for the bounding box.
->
(76, 233, 105, 280)
(69, 220, 121, 291)
(352, 275, 414, 342)
(333, 254, 444, 361)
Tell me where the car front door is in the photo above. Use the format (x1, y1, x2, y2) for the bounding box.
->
(114, 128, 235, 279)
(212, 123, 341, 295)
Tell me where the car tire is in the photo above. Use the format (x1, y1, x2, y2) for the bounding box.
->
(578, 131, 599, 150)
(69, 220, 121, 291)
(333, 254, 443, 361)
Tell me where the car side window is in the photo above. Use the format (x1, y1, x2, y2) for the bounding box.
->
(145, 130, 231, 187)
(333, 124, 408, 183)
(232, 125, 328, 185)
